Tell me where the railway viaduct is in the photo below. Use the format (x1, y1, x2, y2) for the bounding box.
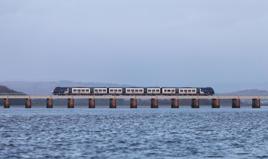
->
(0, 95, 267, 109)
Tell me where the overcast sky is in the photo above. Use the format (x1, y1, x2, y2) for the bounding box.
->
(0, 0, 268, 92)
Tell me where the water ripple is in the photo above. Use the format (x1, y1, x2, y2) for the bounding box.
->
(0, 108, 268, 158)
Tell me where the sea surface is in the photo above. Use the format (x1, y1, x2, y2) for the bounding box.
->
(1, 107, 268, 159)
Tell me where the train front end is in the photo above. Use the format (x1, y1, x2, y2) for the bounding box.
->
(199, 87, 215, 96)
(53, 87, 70, 95)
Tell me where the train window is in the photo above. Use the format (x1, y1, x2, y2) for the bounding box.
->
(139, 89, 143, 92)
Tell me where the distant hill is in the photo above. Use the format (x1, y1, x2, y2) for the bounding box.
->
(0, 85, 25, 95)
(0, 81, 132, 95)
(217, 89, 268, 96)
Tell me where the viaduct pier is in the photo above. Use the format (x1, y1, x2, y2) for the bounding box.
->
(0, 95, 267, 109)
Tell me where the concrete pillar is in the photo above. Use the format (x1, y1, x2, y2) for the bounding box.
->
(68, 98, 75, 108)
(212, 98, 220, 108)
(151, 98, 159, 108)
(109, 98, 117, 108)
(232, 98, 240, 108)
(252, 98, 261, 109)
(3, 98, 10, 108)
(46, 98, 53, 108)
(171, 98, 179, 108)
(130, 98, 138, 108)
(88, 98, 96, 108)
(191, 98, 200, 108)
(25, 98, 32, 108)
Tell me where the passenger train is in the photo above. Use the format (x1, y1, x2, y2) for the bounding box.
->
(53, 87, 215, 96)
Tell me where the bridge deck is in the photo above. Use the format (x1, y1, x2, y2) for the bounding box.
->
(1, 95, 268, 100)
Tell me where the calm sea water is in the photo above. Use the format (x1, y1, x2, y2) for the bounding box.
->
(1, 107, 268, 159)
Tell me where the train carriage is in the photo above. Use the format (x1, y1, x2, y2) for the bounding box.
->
(146, 87, 161, 95)
(124, 88, 145, 95)
(108, 88, 123, 95)
(71, 87, 91, 95)
(93, 88, 108, 95)
(161, 88, 176, 95)
(53, 87, 215, 96)
(178, 87, 197, 96)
